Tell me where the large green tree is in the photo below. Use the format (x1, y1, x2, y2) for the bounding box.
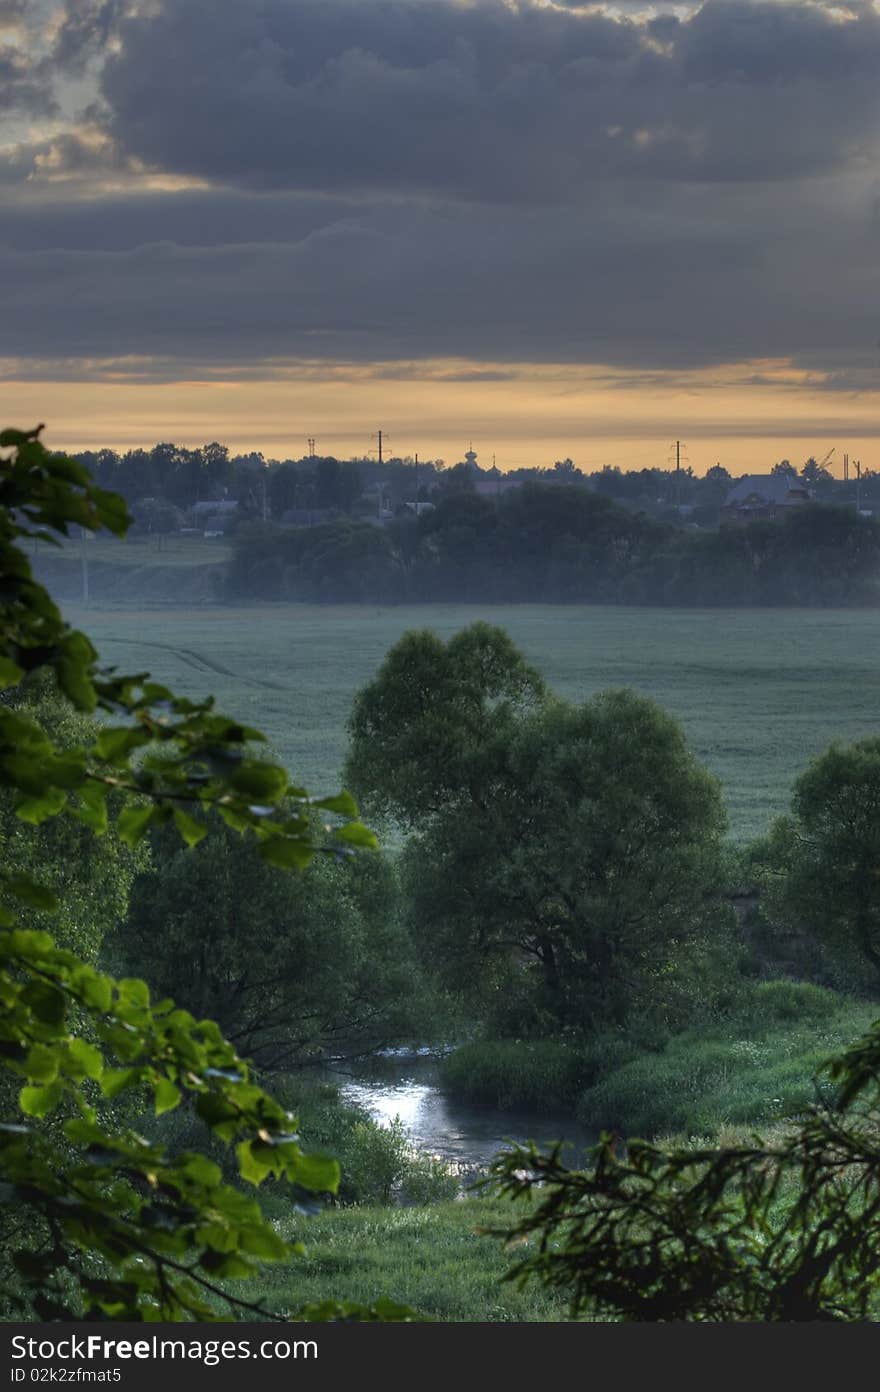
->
(767, 738, 880, 989)
(347, 626, 727, 1035)
(0, 425, 406, 1322)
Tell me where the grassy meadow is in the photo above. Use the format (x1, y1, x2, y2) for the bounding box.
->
(244, 1197, 569, 1322)
(68, 600, 880, 841)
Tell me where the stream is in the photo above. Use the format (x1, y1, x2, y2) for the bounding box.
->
(330, 1052, 597, 1173)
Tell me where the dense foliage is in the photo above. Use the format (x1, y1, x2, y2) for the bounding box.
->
(229, 486, 880, 607)
(346, 625, 729, 1039)
(0, 425, 403, 1321)
(116, 814, 421, 1072)
(765, 739, 880, 990)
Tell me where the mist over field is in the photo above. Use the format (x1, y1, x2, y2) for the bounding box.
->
(70, 601, 880, 845)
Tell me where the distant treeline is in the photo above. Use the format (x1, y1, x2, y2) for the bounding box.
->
(72, 440, 880, 528)
(227, 483, 880, 607)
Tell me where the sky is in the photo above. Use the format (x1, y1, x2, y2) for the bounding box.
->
(2, 0, 880, 474)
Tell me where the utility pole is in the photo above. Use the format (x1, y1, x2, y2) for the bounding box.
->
(307, 437, 316, 459)
(668, 439, 688, 508)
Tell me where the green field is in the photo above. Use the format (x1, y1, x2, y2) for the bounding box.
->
(245, 1197, 569, 1322)
(68, 602, 880, 842)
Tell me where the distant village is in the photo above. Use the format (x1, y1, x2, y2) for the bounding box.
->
(71, 439, 878, 541)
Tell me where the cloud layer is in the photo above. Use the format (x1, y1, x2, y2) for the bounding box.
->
(91, 0, 880, 197)
(2, 0, 879, 383)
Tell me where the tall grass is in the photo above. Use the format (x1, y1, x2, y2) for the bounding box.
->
(439, 1037, 634, 1112)
(246, 1198, 569, 1322)
(577, 982, 879, 1137)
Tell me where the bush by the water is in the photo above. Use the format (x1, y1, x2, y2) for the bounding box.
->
(576, 982, 877, 1137)
(276, 1082, 459, 1206)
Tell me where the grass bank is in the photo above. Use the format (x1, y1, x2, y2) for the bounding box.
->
(441, 984, 880, 1138)
(578, 982, 878, 1137)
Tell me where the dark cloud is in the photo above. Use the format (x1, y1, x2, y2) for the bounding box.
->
(79, 0, 880, 200)
(1, 177, 877, 377)
(4, 1, 879, 383)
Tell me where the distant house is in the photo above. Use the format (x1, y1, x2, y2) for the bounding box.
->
(190, 499, 238, 534)
(720, 475, 811, 527)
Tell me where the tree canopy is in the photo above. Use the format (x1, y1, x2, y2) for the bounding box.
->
(346, 624, 727, 1037)
(117, 812, 420, 1072)
(768, 738, 880, 989)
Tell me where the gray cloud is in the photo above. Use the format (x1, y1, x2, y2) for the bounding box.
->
(4, 0, 880, 383)
(77, 0, 880, 200)
(1, 175, 877, 376)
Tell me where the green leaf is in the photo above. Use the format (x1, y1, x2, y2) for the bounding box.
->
(101, 1067, 142, 1099)
(117, 977, 150, 1007)
(311, 790, 360, 818)
(56, 634, 98, 712)
(23, 1044, 60, 1084)
(0, 657, 24, 691)
(75, 783, 109, 835)
(236, 1140, 273, 1186)
(334, 822, 379, 850)
(117, 804, 159, 847)
(65, 1039, 104, 1082)
(258, 837, 314, 870)
(173, 807, 208, 847)
(94, 726, 150, 763)
(237, 1225, 289, 1261)
(73, 969, 112, 1013)
(155, 1077, 181, 1115)
(228, 762, 288, 802)
(182, 1154, 223, 1188)
(19, 1082, 63, 1118)
(290, 1151, 340, 1194)
(15, 789, 67, 824)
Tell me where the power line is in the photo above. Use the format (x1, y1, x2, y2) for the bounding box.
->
(668, 439, 689, 506)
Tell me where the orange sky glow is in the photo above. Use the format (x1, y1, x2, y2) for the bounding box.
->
(10, 357, 878, 478)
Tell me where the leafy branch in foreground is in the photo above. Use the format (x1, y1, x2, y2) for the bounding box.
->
(487, 1018, 880, 1320)
(0, 425, 407, 1321)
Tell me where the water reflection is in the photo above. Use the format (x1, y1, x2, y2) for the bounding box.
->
(330, 1054, 596, 1172)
